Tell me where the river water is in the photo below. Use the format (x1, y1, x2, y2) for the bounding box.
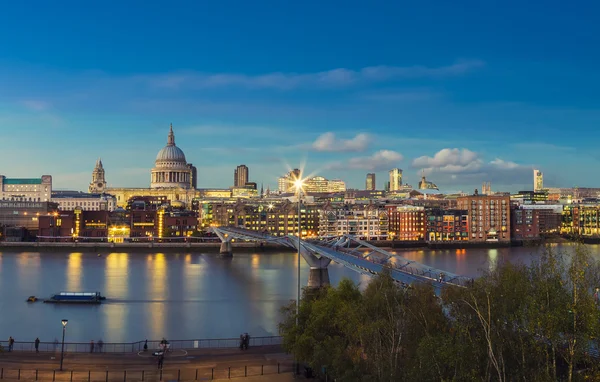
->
(0, 244, 596, 343)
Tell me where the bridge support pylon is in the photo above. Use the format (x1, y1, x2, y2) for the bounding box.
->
(219, 240, 233, 257)
(308, 267, 330, 288)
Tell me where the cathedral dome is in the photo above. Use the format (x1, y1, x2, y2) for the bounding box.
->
(156, 145, 186, 163)
(155, 124, 187, 164)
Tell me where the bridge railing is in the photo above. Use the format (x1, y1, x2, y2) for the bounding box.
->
(0, 336, 283, 353)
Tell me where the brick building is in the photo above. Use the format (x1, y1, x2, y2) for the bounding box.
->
(386, 205, 426, 241)
(457, 191, 510, 242)
(426, 208, 469, 242)
(511, 205, 562, 240)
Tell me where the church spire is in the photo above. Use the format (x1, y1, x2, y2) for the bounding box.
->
(167, 123, 175, 146)
(96, 157, 103, 169)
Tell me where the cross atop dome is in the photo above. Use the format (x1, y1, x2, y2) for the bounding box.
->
(168, 123, 175, 146)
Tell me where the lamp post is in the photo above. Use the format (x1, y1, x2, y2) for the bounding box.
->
(59, 319, 68, 371)
(294, 178, 304, 375)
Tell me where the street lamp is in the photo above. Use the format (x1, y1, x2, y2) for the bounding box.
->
(294, 178, 304, 375)
(59, 319, 68, 371)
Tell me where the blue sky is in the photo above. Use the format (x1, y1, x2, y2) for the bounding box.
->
(0, 1, 599, 192)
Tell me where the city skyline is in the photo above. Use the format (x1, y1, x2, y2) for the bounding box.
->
(1, 2, 599, 192)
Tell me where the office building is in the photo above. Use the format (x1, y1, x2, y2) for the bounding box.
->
(0, 175, 52, 202)
(366, 173, 376, 191)
(388, 168, 403, 192)
(534, 169, 544, 192)
(234, 165, 249, 187)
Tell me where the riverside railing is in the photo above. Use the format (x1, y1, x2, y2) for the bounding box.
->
(0, 336, 282, 353)
(0, 363, 294, 381)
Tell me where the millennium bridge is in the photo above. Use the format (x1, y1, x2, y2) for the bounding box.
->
(210, 226, 472, 291)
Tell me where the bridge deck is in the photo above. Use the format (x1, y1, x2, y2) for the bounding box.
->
(211, 227, 472, 289)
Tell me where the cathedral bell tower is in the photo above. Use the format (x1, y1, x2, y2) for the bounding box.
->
(89, 158, 107, 193)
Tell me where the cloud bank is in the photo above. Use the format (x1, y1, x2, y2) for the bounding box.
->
(412, 148, 532, 186)
(143, 59, 485, 90)
(311, 132, 371, 152)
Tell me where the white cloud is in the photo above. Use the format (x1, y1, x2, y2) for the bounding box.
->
(327, 150, 403, 171)
(142, 59, 485, 90)
(311, 132, 371, 152)
(413, 148, 532, 187)
(413, 148, 480, 170)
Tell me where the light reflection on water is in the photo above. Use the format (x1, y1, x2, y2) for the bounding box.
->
(0, 244, 597, 342)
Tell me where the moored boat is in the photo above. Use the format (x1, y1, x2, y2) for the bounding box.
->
(43, 292, 104, 304)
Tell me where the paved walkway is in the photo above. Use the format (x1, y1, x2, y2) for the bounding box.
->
(0, 346, 296, 381)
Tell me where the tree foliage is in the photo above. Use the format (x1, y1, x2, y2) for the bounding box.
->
(279, 245, 600, 381)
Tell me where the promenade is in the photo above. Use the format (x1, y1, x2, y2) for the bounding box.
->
(0, 346, 295, 381)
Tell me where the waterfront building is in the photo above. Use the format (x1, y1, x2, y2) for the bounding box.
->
(457, 191, 511, 242)
(388, 168, 403, 192)
(511, 204, 562, 240)
(207, 199, 319, 237)
(566, 204, 600, 236)
(426, 208, 469, 242)
(319, 204, 388, 240)
(0, 200, 58, 239)
(366, 173, 376, 191)
(0, 175, 52, 202)
(386, 205, 426, 241)
(234, 165, 249, 187)
(52, 191, 116, 211)
(533, 169, 544, 192)
(102, 125, 199, 208)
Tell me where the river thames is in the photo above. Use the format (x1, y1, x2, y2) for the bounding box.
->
(0, 244, 595, 343)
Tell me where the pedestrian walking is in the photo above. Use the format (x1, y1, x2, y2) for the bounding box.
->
(97, 339, 103, 353)
(34, 338, 40, 353)
(143, 339, 148, 352)
(53, 338, 59, 352)
(8, 337, 14, 352)
(90, 340, 95, 353)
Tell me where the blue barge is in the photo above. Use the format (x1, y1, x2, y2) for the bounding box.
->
(43, 292, 105, 304)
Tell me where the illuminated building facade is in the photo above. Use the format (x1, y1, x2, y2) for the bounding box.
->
(426, 208, 469, 242)
(0, 175, 52, 202)
(366, 173, 376, 191)
(533, 169, 544, 192)
(207, 200, 320, 237)
(277, 169, 301, 192)
(52, 191, 116, 211)
(386, 205, 426, 241)
(457, 192, 511, 242)
(327, 179, 346, 193)
(319, 205, 388, 240)
(0, 200, 59, 234)
(388, 168, 403, 192)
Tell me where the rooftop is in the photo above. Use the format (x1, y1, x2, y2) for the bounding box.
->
(2, 178, 42, 185)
